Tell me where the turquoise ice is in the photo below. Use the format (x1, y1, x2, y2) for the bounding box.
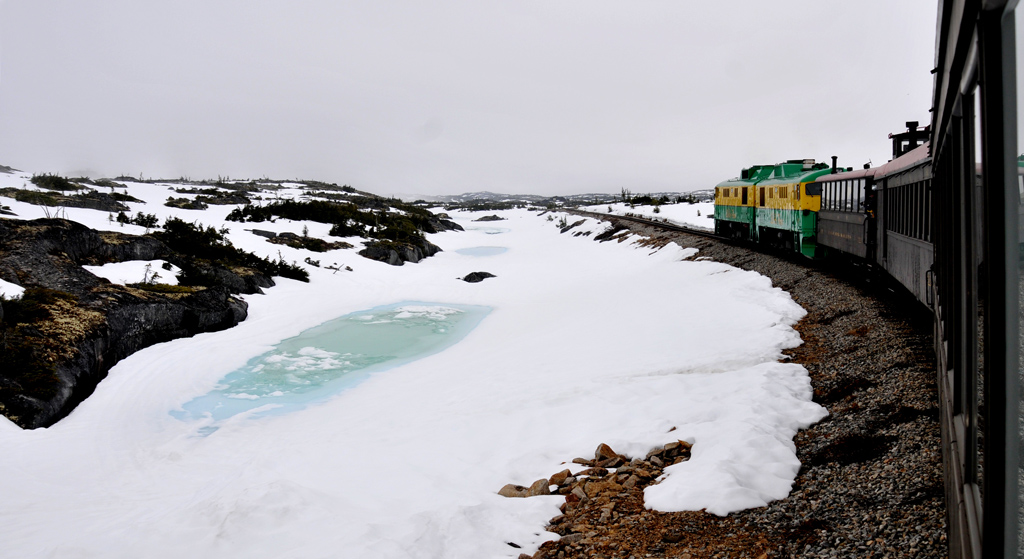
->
(174, 302, 490, 424)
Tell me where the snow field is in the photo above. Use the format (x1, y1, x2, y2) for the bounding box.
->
(0, 175, 826, 558)
(590, 200, 716, 230)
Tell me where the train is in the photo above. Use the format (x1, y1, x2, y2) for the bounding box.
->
(713, 121, 950, 306)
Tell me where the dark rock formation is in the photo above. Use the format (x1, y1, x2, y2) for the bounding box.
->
(164, 197, 208, 210)
(359, 239, 442, 266)
(462, 271, 496, 283)
(560, 219, 586, 234)
(423, 216, 464, 233)
(0, 218, 273, 429)
(248, 229, 277, 238)
(0, 188, 140, 213)
(474, 215, 506, 222)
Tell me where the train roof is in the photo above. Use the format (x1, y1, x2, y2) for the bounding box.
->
(715, 165, 774, 188)
(757, 160, 831, 185)
(716, 160, 830, 188)
(814, 166, 878, 182)
(873, 142, 930, 177)
(813, 142, 932, 184)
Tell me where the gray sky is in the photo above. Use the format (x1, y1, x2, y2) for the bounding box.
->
(0, 1, 939, 196)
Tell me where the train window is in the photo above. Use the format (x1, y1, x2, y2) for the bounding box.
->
(781, 187, 788, 199)
(759, 187, 765, 207)
(734, 188, 739, 197)
(769, 188, 774, 199)
(741, 187, 748, 204)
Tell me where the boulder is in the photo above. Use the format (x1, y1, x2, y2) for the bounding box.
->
(474, 215, 505, 222)
(359, 239, 442, 266)
(462, 271, 496, 283)
(499, 479, 550, 498)
(549, 469, 573, 486)
(499, 484, 529, 498)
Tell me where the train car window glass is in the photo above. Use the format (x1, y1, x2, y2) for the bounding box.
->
(921, 180, 929, 237)
(759, 187, 765, 207)
(914, 183, 921, 238)
(742, 187, 748, 205)
(897, 185, 903, 234)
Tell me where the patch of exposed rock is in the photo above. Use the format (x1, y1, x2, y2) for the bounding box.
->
(0, 218, 273, 428)
(358, 239, 442, 266)
(474, 215, 506, 222)
(0, 187, 141, 213)
(461, 271, 496, 283)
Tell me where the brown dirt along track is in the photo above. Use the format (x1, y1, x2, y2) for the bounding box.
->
(509, 213, 946, 559)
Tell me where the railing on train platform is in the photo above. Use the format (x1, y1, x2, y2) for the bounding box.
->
(929, 1, 1020, 557)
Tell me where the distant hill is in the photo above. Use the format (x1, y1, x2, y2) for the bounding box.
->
(403, 189, 714, 209)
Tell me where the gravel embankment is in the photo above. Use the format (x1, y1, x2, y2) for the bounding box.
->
(517, 215, 946, 559)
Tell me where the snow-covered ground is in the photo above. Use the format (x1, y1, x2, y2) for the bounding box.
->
(588, 200, 716, 230)
(0, 172, 825, 558)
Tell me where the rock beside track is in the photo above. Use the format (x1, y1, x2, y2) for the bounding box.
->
(516, 213, 946, 559)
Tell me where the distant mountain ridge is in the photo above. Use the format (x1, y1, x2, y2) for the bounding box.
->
(402, 189, 714, 206)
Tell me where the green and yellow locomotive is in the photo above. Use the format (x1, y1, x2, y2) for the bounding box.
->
(713, 159, 831, 258)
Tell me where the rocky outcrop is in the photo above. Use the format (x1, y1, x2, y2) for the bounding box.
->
(0, 188, 139, 213)
(358, 239, 442, 266)
(423, 216, 464, 233)
(500, 442, 693, 559)
(474, 215, 505, 222)
(0, 218, 272, 429)
(461, 271, 496, 283)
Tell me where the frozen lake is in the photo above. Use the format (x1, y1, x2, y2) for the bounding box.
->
(175, 303, 490, 424)
(454, 246, 508, 257)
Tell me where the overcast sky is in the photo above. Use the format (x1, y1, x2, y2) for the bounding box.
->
(0, 1, 944, 196)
